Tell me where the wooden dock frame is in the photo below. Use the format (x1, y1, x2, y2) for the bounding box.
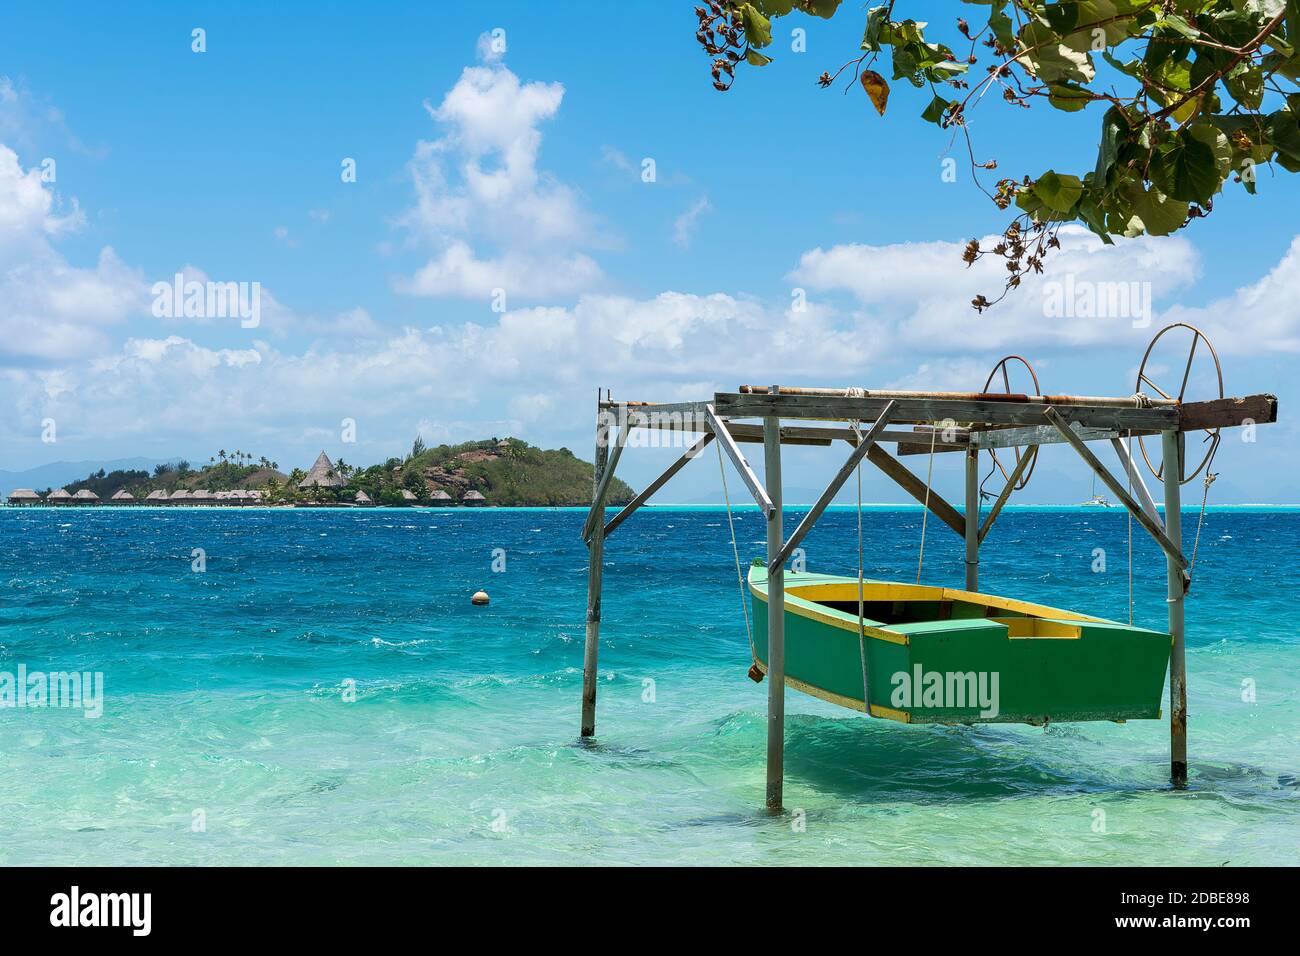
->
(580, 385, 1278, 807)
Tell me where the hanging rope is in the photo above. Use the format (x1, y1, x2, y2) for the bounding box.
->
(850, 420, 873, 718)
(716, 440, 755, 657)
(1189, 465, 1219, 579)
(1126, 429, 1134, 625)
(916, 426, 939, 584)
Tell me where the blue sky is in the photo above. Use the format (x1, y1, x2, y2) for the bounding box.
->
(0, 2, 1296, 502)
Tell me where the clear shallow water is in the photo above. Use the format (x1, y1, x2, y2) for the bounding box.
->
(1, 505, 1296, 866)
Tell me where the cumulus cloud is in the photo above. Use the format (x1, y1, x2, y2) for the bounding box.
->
(397, 52, 604, 300)
(790, 225, 1201, 352)
(0, 145, 148, 364)
(1162, 235, 1300, 353)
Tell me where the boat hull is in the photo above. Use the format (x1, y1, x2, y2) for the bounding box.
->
(749, 569, 1170, 724)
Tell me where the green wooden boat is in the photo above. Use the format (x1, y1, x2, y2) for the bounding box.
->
(748, 567, 1170, 725)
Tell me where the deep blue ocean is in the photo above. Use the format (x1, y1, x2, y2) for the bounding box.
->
(1, 505, 1296, 865)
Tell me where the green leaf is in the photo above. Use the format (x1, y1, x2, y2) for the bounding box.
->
(740, 3, 773, 48)
(1225, 65, 1265, 110)
(1129, 184, 1189, 236)
(1095, 106, 1128, 181)
(1048, 83, 1093, 111)
(745, 49, 773, 66)
(921, 94, 953, 125)
(1032, 170, 1085, 213)
(861, 5, 888, 51)
(1266, 109, 1300, 164)
(1020, 23, 1096, 83)
(1149, 130, 1220, 203)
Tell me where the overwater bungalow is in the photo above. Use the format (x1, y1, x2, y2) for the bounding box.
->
(47, 488, 74, 504)
(299, 452, 346, 490)
(6, 488, 41, 505)
(353, 490, 374, 506)
(168, 489, 191, 503)
(110, 490, 137, 504)
(462, 490, 487, 506)
(145, 490, 169, 503)
(191, 489, 214, 504)
(429, 490, 452, 506)
(399, 489, 418, 505)
(72, 489, 100, 505)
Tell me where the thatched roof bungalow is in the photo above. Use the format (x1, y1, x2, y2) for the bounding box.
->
(299, 452, 346, 489)
(47, 488, 74, 504)
(110, 490, 136, 504)
(169, 489, 191, 502)
(145, 490, 170, 503)
(191, 490, 214, 503)
(399, 489, 418, 504)
(6, 488, 41, 505)
(353, 490, 374, 506)
(73, 489, 100, 503)
(429, 490, 453, 505)
(462, 490, 487, 506)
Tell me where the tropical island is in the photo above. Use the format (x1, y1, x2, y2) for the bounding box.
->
(5, 438, 634, 508)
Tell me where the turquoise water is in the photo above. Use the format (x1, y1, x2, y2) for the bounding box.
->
(1, 506, 1296, 865)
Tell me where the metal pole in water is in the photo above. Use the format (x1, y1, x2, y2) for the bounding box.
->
(1161, 430, 1187, 786)
(581, 395, 611, 737)
(764, 385, 785, 811)
(964, 447, 979, 592)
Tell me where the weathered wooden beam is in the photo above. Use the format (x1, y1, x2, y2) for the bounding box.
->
(1179, 393, 1277, 431)
(864, 444, 966, 538)
(715, 392, 1178, 431)
(581, 396, 611, 738)
(969, 422, 1132, 450)
(705, 404, 774, 518)
(1110, 437, 1162, 530)
(1045, 407, 1187, 571)
(773, 402, 897, 570)
(964, 448, 979, 591)
(978, 446, 1038, 545)
(599, 433, 714, 541)
(764, 395, 786, 812)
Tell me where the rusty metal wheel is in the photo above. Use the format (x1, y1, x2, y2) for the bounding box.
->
(981, 355, 1041, 491)
(1135, 323, 1223, 484)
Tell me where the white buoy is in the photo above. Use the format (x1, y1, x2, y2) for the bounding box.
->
(471, 590, 490, 606)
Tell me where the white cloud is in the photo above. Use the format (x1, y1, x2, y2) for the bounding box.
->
(791, 226, 1200, 352)
(1162, 236, 1300, 353)
(0, 145, 148, 364)
(673, 196, 711, 249)
(397, 55, 603, 300)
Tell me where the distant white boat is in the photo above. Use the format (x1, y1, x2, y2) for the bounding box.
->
(1081, 475, 1114, 507)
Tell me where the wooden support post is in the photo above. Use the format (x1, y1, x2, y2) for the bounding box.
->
(1111, 437, 1162, 529)
(763, 386, 785, 812)
(1162, 430, 1188, 787)
(580, 400, 611, 738)
(964, 447, 979, 592)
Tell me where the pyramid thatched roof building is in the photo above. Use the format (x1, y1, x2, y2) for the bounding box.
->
(7, 488, 40, 503)
(169, 489, 191, 501)
(462, 490, 487, 505)
(299, 452, 345, 489)
(110, 490, 136, 502)
(73, 489, 99, 501)
(354, 490, 373, 505)
(399, 489, 418, 502)
(145, 490, 169, 502)
(430, 490, 452, 503)
(47, 488, 73, 502)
